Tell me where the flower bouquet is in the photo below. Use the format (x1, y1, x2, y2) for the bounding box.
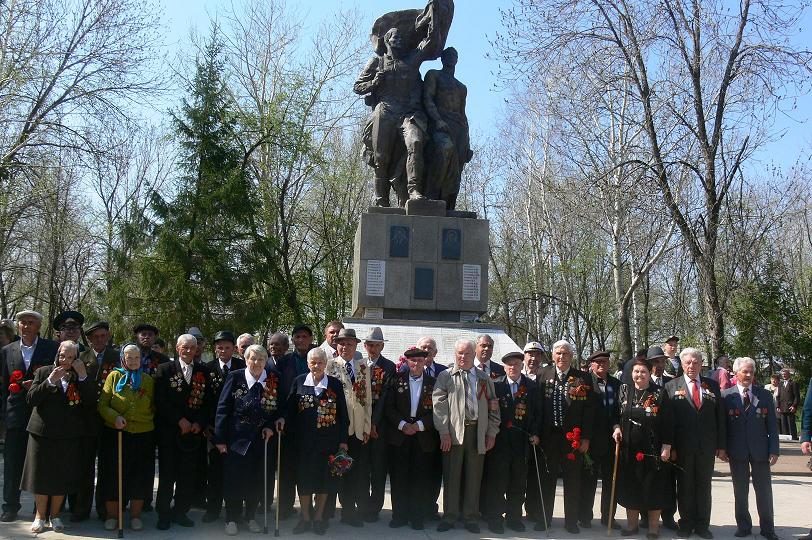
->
(566, 426, 594, 471)
(328, 448, 354, 477)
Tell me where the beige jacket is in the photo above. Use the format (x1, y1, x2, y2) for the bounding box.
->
(432, 364, 500, 454)
(327, 357, 372, 441)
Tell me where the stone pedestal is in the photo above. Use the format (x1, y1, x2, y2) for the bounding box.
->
(351, 210, 489, 322)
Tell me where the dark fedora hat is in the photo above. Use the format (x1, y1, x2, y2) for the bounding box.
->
(646, 346, 668, 361)
(213, 330, 236, 344)
(334, 328, 361, 343)
(84, 321, 110, 335)
(133, 323, 159, 335)
(587, 351, 611, 363)
(53, 310, 84, 330)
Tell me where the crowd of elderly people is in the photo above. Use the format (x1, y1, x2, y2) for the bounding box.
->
(0, 309, 799, 540)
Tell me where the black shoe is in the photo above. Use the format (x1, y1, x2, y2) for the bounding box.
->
(363, 512, 379, 523)
(411, 520, 424, 530)
(580, 520, 593, 529)
(696, 530, 713, 539)
(676, 528, 692, 538)
(156, 519, 170, 530)
(201, 511, 219, 523)
(293, 520, 312, 534)
(760, 532, 779, 540)
(313, 520, 328, 535)
(535, 520, 549, 532)
(735, 530, 752, 538)
(565, 524, 581, 534)
(426, 512, 441, 522)
(488, 520, 504, 534)
(0, 512, 17, 522)
(340, 515, 363, 527)
(465, 521, 480, 534)
(142, 502, 154, 512)
(69, 513, 89, 523)
(172, 514, 195, 527)
(662, 518, 679, 530)
(621, 527, 640, 536)
(506, 520, 525, 532)
(389, 518, 407, 528)
(437, 520, 453, 532)
(647, 533, 660, 540)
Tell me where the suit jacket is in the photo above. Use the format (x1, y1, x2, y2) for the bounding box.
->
(276, 350, 310, 402)
(78, 347, 116, 433)
(538, 365, 597, 442)
(589, 372, 621, 456)
(492, 374, 540, 455)
(205, 356, 246, 421)
(801, 377, 812, 443)
(141, 348, 171, 376)
(722, 385, 779, 461)
(432, 364, 500, 454)
(326, 357, 372, 440)
(661, 375, 726, 456)
(776, 379, 800, 412)
(213, 367, 281, 455)
(650, 372, 673, 389)
(25, 365, 98, 438)
(154, 359, 213, 434)
(423, 360, 448, 379)
(1, 337, 59, 429)
(369, 355, 397, 429)
(477, 359, 505, 380)
(385, 371, 438, 452)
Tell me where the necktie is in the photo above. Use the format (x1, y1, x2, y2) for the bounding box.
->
(346, 361, 355, 383)
(223, 364, 229, 376)
(691, 379, 701, 408)
(426, 364, 433, 377)
(463, 370, 476, 420)
(511, 382, 517, 397)
(183, 363, 191, 384)
(742, 387, 751, 410)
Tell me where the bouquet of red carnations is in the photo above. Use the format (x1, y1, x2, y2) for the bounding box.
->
(328, 449, 354, 477)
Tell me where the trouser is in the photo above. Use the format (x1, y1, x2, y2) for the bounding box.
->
(525, 444, 543, 519)
(660, 463, 678, 523)
(205, 446, 224, 515)
(67, 434, 99, 517)
(675, 451, 715, 532)
(484, 446, 527, 522)
(578, 448, 615, 524)
(365, 429, 388, 516)
(730, 459, 774, 534)
(2, 428, 28, 514)
(338, 437, 370, 519)
(194, 441, 208, 507)
(540, 431, 582, 529)
(156, 433, 203, 518)
(428, 443, 443, 516)
(278, 433, 297, 515)
(389, 439, 432, 523)
(225, 498, 258, 522)
(441, 424, 484, 523)
(779, 412, 798, 439)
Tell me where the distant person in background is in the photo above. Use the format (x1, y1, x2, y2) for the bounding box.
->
(319, 321, 344, 358)
(663, 336, 681, 378)
(709, 356, 733, 390)
(0, 319, 16, 347)
(776, 369, 800, 439)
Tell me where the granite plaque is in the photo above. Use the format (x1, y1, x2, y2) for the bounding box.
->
(414, 267, 434, 300)
(441, 228, 462, 260)
(389, 226, 410, 257)
(462, 264, 481, 301)
(366, 260, 386, 296)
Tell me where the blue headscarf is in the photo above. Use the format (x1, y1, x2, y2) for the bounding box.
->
(115, 342, 143, 392)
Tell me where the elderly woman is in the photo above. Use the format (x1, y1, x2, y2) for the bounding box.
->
(285, 347, 349, 535)
(21, 340, 96, 533)
(97, 343, 155, 531)
(612, 358, 669, 539)
(214, 344, 284, 536)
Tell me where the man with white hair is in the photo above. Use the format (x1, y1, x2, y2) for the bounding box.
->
(236, 333, 254, 360)
(0, 311, 58, 522)
(721, 357, 779, 540)
(154, 334, 214, 530)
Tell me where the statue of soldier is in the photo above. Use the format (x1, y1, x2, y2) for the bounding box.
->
(423, 47, 473, 211)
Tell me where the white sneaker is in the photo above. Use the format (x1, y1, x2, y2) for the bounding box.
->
(248, 519, 262, 533)
(225, 521, 238, 536)
(131, 517, 143, 531)
(31, 518, 47, 533)
(50, 517, 65, 532)
(104, 518, 119, 531)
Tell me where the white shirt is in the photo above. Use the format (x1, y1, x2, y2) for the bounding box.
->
(398, 374, 426, 432)
(556, 367, 570, 381)
(684, 374, 703, 404)
(20, 337, 38, 370)
(245, 368, 267, 389)
(304, 372, 328, 396)
(652, 374, 664, 387)
(506, 375, 521, 396)
(476, 359, 492, 375)
(219, 359, 232, 372)
(737, 383, 758, 408)
(522, 368, 538, 381)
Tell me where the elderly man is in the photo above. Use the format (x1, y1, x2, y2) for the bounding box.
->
(0, 311, 58, 522)
(416, 336, 446, 517)
(154, 334, 213, 530)
(235, 333, 254, 359)
(776, 369, 800, 439)
(419, 336, 447, 379)
(522, 341, 545, 381)
(319, 320, 362, 361)
(267, 332, 289, 369)
(474, 334, 505, 380)
(661, 348, 727, 539)
(433, 338, 500, 533)
(722, 357, 779, 540)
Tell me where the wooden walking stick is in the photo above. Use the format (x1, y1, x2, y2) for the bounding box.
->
(264, 436, 269, 534)
(607, 439, 621, 536)
(532, 445, 549, 536)
(275, 431, 282, 537)
(117, 430, 124, 538)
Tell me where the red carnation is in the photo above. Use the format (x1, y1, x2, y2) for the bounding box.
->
(8, 382, 21, 394)
(636, 452, 645, 462)
(571, 440, 580, 450)
(566, 452, 576, 461)
(573, 427, 581, 436)
(10, 370, 23, 382)
(565, 431, 574, 441)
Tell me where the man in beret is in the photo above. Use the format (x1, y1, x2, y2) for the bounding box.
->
(202, 331, 245, 523)
(0, 311, 58, 521)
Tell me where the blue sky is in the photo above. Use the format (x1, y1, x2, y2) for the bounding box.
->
(160, 0, 812, 174)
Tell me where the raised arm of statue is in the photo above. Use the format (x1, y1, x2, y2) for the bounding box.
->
(414, 0, 454, 63)
(353, 56, 382, 96)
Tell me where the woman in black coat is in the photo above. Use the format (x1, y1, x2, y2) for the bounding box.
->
(214, 344, 284, 536)
(21, 340, 96, 534)
(284, 347, 348, 536)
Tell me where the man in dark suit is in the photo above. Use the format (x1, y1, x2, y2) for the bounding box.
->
(776, 369, 800, 439)
(722, 357, 779, 540)
(201, 331, 245, 523)
(661, 347, 727, 539)
(522, 341, 545, 521)
(485, 351, 540, 534)
(385, 347, 438, 530)
(536, 340, 597, 533)
(475, 334, 505, 380)
(153, 333, 214, 530)
(417, 336, 446, 518)
(579, 351, 620, 529)
(0, 310, 58, 522)
(363, 327, 397, 522)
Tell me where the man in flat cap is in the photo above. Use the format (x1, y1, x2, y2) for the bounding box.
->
(202, 331, 245, 522)
(385, 347, 439, 530)
(579, 351, 621, 529)
(484, 351, 540, 534)
(362, 327, 397, 522)
(0, 311, 58, 521)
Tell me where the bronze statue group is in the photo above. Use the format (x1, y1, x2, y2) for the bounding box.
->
(0, 310, 790, 539)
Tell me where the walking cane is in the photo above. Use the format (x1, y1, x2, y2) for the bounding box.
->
(117, 430, 124, 538)
(275, 431, 282, 537)
(264, 436, 269, 534)
(532, 445, 549, 536)
(607, 439, 621, 536)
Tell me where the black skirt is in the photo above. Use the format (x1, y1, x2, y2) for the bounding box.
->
(20, 434, 81, 495)
(296, 448, 339, 496)
(97, 426, 155, 502)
